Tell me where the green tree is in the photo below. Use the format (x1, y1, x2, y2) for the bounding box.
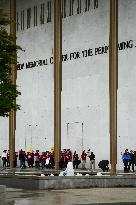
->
(0, 9, 21, 117)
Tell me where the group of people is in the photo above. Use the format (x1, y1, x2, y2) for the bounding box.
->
(71, 149, 95, 170)
(18, 149, 55, 169)
(0, 149, 95, 171)
(2, 148, 136, 172)
(122, 149, 136, 172)
(81, 150, 95, 170)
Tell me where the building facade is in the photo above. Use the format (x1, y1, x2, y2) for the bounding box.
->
(1, 0, 136, 169)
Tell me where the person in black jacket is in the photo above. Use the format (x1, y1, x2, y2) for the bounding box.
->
(19, 149, 25, 168)
(89, 152, 95, 171)
(128, 150, 135, 172)
(98, 160, 109, 172)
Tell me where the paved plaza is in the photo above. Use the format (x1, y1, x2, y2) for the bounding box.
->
(5, 187, 136, 205)
(0, 163, 136, 204)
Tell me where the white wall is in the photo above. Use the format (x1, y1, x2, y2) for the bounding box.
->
(1, 0, 136, 170)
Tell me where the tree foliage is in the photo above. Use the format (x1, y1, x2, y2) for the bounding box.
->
(0, 10, 21, 117)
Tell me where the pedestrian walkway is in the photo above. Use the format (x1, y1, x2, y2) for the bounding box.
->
(0, 166, 136, 176)
(0, 167, 97, 175)
(5, 188, 136, 205)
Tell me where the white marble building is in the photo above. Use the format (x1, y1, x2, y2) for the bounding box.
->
(1, 0, 136, 169)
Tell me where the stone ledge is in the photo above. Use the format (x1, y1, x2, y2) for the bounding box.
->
(0, 175, 136, 190)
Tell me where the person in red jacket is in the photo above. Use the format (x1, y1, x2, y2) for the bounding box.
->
(81, 150, 87, 169)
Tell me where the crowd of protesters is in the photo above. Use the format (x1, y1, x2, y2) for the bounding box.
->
(0, 149, 96, 171)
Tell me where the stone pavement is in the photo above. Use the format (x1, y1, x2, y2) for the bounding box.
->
(0, 166, 135, 173)
(0, 166, 97, 175)
(5, 187, 136, 205)
(0, 167, 136, 204)
(0, 185, 6, 204)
